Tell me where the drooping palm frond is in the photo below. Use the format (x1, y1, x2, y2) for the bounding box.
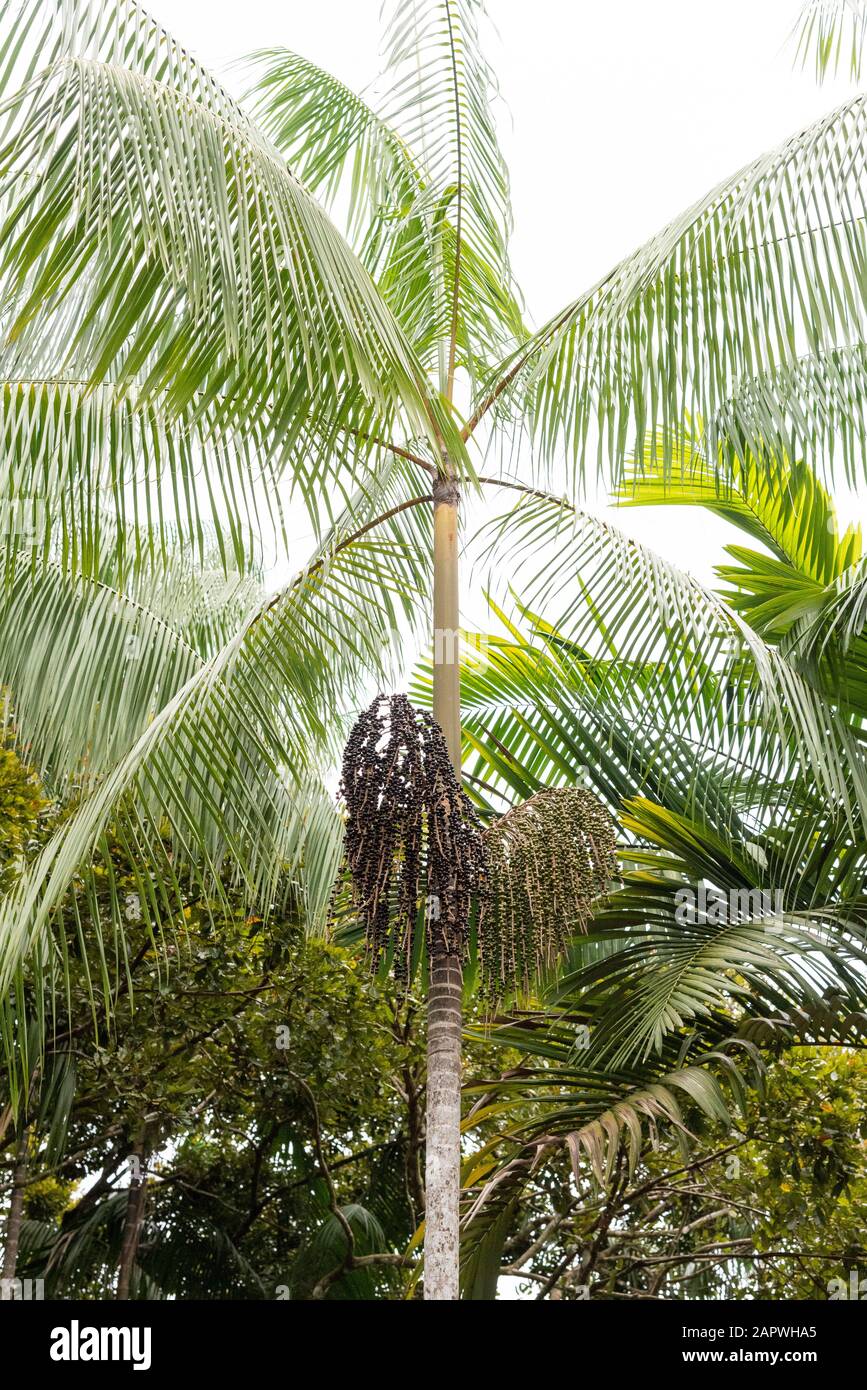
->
(0, 557, 202, 794)
(471, 86, 867, 490)
(426, 621, 867, 1065)
(620, 426, 862, 584)
(436, 467, 867, 1068)
(464, 1028, 759, 1187)
(0, 535, 265, 798)
(417, 487, 867, 847)
(288, 1201, 397, 1301)
(124, 553, 264, 662)
(18, 1177, 268, 1299)
(136, 1188, 269, 1300)
(245, 48, 423, 254)
(0, 379, 286, 579)
(706, 344, 867, 489)
(17, 1191, 127, 1296)
(247, 1, 525, 391)
(568, 839, 867, 1067)
(422, 625, 749, 835)
(457, 1021, 765, 1296)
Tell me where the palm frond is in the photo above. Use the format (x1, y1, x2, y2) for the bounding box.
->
(0, 468, 435, 1061)
(0, 557, 202, 794)
(248, 3, 525, 389)
(459, 1025, 764, 1293)
(476, 91, 867, 488)
(0, 378, 287, 578)
(0, 536, 266, 798)
(708, 343, 867, 489)
(618, 426, 867, 718)
(380, 0, 521, 386)
(620, 426, 862, 584)
(415, 489, 867, 850)
(577, 902, 867, 1068)
(244, 48, 422, 252)
(793, 0, 867, 83)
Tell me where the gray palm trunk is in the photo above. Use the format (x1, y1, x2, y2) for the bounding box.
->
(424, 478, 463, 1300)
(1, 1134, 28, 1283)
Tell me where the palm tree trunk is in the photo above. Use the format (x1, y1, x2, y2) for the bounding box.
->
(1, 1133, 28, 1283)
(116, 1136, 148, 1301)
(425, 475, 462, 1301)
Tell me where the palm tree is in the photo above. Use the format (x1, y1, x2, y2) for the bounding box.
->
(2, 0, 867, 1298)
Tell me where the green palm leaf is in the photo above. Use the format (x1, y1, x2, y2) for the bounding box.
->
(414, 488, 867, 843)
(247, 1, 526, 390)
(794, 0, 867, 83)
(473, 88, 867, 489)
(0, 0, 461, 488)
(0, 462, 435, 1040)
(620, 426, 862, 584)
(0, 378, 287, 578)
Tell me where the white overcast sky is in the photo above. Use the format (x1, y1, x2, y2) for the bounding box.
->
(146, 0, 863, 599)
